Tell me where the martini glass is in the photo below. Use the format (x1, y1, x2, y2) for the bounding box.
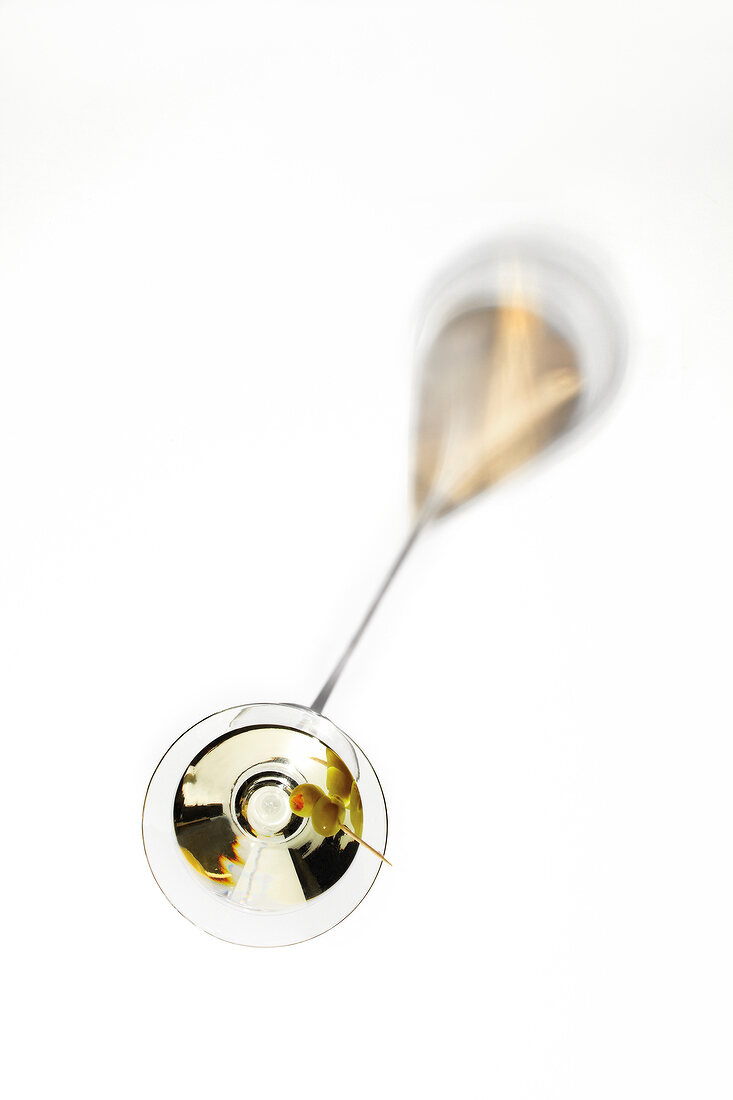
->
(143, 234, 625, 947)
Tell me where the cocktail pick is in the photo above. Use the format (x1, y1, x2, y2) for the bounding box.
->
(340, 824, 392, 865)
(143, 234, 624, 947)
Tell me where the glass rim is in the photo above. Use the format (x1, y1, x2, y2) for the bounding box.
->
(142, 702, 388, 947)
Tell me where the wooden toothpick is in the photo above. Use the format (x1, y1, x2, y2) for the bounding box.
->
(340, 822, 391, 866)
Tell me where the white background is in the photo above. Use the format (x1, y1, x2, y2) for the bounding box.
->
(1, 2, 731, 1096)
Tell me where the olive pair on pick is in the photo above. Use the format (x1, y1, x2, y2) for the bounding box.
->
(325, 750, 363, 836)
(289, 783, 345, 837)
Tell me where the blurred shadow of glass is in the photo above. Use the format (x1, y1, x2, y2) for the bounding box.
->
(412, 235, 626, 518)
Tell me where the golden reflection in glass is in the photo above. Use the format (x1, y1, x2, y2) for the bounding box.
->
(173, 725, 363, 913)
(414, 301, 581, 517)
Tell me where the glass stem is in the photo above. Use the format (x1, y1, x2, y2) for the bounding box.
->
(311, 508, 433, 714)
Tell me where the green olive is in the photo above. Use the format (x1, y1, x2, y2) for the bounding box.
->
(311, 794, 346, 837)
(326, 748, 343, 769)
(349, 781, 363, 837)
(289, 783, 324, 817)
(326, 765, 352, 803)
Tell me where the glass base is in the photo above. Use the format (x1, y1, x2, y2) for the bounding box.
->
(142, 703, 388, 946)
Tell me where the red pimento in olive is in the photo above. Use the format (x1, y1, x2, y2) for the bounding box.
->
(288, 783, 324, 818)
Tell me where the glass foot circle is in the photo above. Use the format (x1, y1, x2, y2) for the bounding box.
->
(142, 703, 388, 946)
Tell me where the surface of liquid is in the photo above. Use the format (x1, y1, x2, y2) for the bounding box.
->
(174, 725, 362, 913)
